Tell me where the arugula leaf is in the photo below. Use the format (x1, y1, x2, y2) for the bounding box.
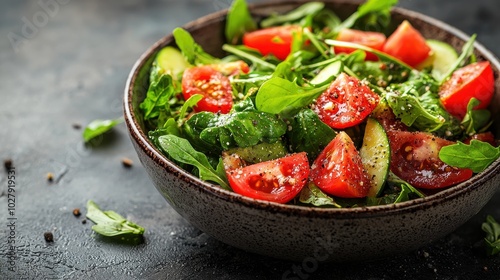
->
(86, 200, 145, 237)
(439, 34, 477, 84)
(385, 73, 463, 138)
(260, 2, 325, 28)
(225, 0, 257, 44)
(173, 28, 219, 65)
(157, 134, 230, 190)
(366, 172, 424, 206)
(299, 183, 341, 208)
(482, 215, 500, 256)
(255, 77, 328, 115)
(439, 140, 500, 173)
(461, 98, 491, 136)
(83, 118, 123, 143)
(287, 109, 336, 161)
(222, 44, 276, 70)
(336, 0, 397, 32)
(140, 73, 176, 120)
(177, 94, 203, 126)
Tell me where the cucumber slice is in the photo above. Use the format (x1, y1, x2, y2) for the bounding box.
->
(225, 142, 288, 164)
(416, 39, 458, 81)
(360, 118, 390, 197)
(155, 46, 190, 78)
(310, 60, 342, 85)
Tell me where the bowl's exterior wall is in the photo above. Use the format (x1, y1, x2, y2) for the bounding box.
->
(131, 137, 499, 261)
(125, 0, 500, 262)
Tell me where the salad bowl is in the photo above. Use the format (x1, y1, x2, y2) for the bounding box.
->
(124, 0, 500, 261)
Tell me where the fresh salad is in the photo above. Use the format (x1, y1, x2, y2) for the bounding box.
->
(140, 0, 499, 207)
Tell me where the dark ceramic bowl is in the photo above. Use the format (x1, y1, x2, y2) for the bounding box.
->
(124, 1, 500, 261)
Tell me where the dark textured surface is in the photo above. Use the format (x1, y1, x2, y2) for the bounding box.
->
(1, 0, 499, 279)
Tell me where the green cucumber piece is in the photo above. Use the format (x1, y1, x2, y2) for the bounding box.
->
(417, 39, 458, 81)
(155, 46, 190, 78)
(310, 60, 343, 85)
(360, 118, 390, 197)
(225, 142, 288, 164)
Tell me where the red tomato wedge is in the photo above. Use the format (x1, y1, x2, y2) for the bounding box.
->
(226, 152, 310, 204)
(387, 130, 473, 189)
(382, 20, 431, 67)
(310, 132, 370, 198)
(464, 132, 498, 147)
(439, 61, 495, 119)
(243, 25, 302, 60)
(182, 66, 233, 114)
(334, 29, 386, 61)
(314, 73, 380, 129)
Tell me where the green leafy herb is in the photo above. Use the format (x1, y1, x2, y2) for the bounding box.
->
(140, 73, 176, 120)
(173, 28, 219, 65)
(482, 215, 500, 256)
(255, 77, 328, 115)
(336, 0, 397, 32)
(366, 172, 424, 206)
(86, 200, 145, 237)
(222, 44, 276, 70)
(185, 110, 287, 151)
(439, 140, 500, 173)
(439, 34, 477, 83)
(157, 134, 230, 190)
(83, 118, 123, 143)
(260, 2, 325, 28)
(461, 98, 491, 136)
(287, 109, 336, 161)
(177, 94, 203, 126)
(225, 0, 257, 44)
(299, 183, 341, 208)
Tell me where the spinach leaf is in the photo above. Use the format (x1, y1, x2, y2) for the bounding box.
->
(299, 183, 341, 208)
(482, 215, 500, 256)
(439, 140, 500, 173)
(157, 134, 230, 190)
(461, 98, 491, 136)
(173, 28, 219, 65)
(255, 77, 329, 115)
(225, 0, 257, 44)
(260, 2, 325, 28)
(199, 111, 287, 150)
(83, 118, 123, 143)
(287, 109, 336, 161)
(140, 73, 176, 120)
(86, 200, 145, 237)
(336, 0, 397, 32)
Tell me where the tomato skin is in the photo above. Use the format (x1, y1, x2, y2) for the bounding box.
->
(439, 61, 495, 119)
(314, 73, 380, 129)
(226, 152, 310, 204)
(243, 25, 301, 60)
(210, 60, 250, 76)
(382, 20, 431, 67)
(334, 29, 386, 61)
(388, 130, 473, 189)
(310, 132, 370, 198)
(182, 66, 233, 114)
(464, 132, 498, 147)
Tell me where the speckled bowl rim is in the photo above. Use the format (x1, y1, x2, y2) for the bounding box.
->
(124, 1, 500, 219)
